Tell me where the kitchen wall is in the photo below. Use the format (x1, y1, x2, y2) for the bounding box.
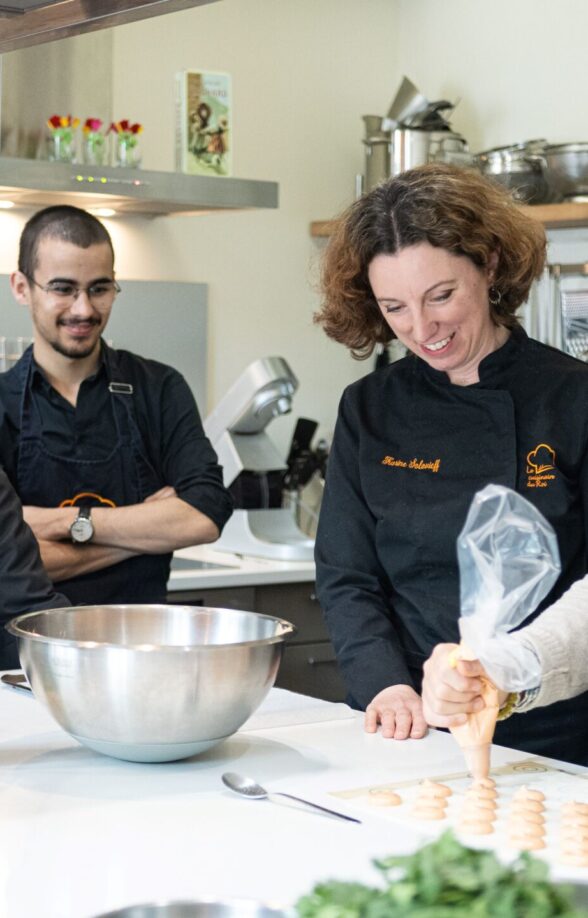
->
(108, 0, 588, 453)
(0, 0, 399, 453)
(1, 30, 113, 158)
(394, 0, 588, 153)
(107, 0, 399, 453)
(393, 0, 588, 272)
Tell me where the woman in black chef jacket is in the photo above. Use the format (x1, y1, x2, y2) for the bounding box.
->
(314, 162, 588, 766)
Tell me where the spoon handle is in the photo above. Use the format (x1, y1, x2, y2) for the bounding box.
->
(273, 792, 361, 824)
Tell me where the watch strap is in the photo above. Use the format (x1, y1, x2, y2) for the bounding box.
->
(70, 505, 94, 543)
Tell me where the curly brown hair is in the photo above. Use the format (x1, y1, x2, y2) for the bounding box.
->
(314, 163, 547, 359)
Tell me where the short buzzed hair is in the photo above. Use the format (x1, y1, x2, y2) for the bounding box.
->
(18, 205, 115, 278)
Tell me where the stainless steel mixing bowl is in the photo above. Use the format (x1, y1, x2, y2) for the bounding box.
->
(93, 900, 292, 917)
(7, 605, 295, 763)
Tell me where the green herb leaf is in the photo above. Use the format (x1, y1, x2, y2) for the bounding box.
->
(295, 831, 588, 918)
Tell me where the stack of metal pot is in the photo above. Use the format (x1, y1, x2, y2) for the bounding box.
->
(361, 78, 588, 205)
(361, 76, 473, 193)
(475, 140, 552, 204)
(475, 140, 588, 204)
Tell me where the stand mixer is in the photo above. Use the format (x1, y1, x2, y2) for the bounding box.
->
(204, 356, 315, 561)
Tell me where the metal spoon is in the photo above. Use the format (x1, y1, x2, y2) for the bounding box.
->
(221, 771, 361, 824)
(1, 673, 32, 694)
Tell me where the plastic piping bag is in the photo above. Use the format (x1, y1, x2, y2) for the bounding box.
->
(449, 484, 561, 778)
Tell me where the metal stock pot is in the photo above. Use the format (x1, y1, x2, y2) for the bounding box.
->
(475, 140, 551, 203)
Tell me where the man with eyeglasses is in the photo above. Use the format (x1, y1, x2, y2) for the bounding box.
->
(0, 204, 232, 608)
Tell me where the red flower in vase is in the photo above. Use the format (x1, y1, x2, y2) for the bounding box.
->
(46, 114, 79, 131)
(83, 118, 103, 134)
(108, 119, 143, 135)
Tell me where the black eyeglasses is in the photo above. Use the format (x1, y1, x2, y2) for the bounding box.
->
(27, 276, 121, 306)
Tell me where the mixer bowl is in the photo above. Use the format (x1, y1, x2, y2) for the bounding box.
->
(7, 605, 295, 763)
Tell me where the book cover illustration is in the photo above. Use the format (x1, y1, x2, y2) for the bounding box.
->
(176, 70, 231, 177)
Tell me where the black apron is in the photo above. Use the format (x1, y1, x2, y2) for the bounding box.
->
(15, 345, 171, 605)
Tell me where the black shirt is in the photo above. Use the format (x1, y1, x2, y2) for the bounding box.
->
(0, 465, 69, 668)
(0, 343, 233, 533)
(316, 328, 588, 711)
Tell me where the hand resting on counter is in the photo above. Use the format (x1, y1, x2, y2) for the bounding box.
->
(364, 683, 428, 739)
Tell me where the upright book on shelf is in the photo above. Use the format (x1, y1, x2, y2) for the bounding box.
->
(175, 70, 232, 177)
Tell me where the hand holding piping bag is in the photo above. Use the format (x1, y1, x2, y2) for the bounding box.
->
(447, 642, 499, 780)
(451, 485, 561, 778)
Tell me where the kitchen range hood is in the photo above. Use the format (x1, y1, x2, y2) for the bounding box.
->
(0, 0, 219, 53)
(0, 155, 279, 215)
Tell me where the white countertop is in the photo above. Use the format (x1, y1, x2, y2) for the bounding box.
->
(167, 544, 315, 591)
(1, 680, 588, 917)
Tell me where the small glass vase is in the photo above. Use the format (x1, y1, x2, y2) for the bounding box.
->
(113, 133, 141, 168)
(82, 132, 106, 166)
(47, 131, 76, 163)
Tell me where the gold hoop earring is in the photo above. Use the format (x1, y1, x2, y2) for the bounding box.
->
(489, 286, 502, 307)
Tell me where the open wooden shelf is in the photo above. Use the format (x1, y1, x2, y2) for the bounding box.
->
(311, 202, 588, 238)
(519, 202, 588, 228)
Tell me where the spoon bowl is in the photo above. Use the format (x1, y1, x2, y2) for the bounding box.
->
(222, 772, 269, 799)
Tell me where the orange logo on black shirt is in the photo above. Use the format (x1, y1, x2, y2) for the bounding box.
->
(526, 443, 556, 489)
(60, 491, 117, 508)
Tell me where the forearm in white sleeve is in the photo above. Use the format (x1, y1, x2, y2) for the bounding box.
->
(509, 575, 588, 709)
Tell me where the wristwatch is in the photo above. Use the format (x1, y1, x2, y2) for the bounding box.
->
(70, 506, 94, 544)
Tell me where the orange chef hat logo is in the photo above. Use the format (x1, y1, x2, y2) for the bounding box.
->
(526, 443, 556, 475)
(60, 491, 116, 508)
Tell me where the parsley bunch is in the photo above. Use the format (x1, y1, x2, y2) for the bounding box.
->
(296, 831, 588, 917)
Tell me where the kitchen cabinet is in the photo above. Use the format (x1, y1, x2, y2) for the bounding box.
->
(311, 202, 588, 237)
(256, 582, 347, 703)
(170, 585, 256, 612)
(169, 581, 347, 703)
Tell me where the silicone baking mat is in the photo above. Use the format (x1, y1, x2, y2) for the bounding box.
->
(330, 758, 588, 869)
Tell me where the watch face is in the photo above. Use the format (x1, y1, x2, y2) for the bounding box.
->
(71, 516, 93, 543)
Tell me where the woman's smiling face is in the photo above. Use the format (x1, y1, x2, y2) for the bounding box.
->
(368, 242, 503, 384)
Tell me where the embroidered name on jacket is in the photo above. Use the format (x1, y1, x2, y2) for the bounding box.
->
(382, 455, 441, 473)
(526, 443, 557, 489)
